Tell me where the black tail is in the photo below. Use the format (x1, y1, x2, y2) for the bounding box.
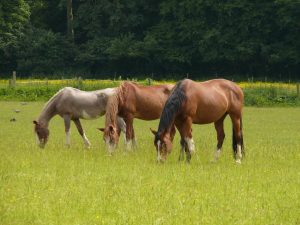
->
(232, 117, 244, 158)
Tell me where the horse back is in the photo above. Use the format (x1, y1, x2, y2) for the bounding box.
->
(180, 79, 243, 123)
(119, 82, 174, 120)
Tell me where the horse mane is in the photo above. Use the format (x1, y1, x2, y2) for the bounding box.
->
(38, 88, 66, 123)
(105, 82, 127, 127)
(42, 88, 65, 109)
(156, 80, 187, 140)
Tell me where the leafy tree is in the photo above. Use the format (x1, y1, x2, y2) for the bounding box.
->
(0, 0, 30, 72)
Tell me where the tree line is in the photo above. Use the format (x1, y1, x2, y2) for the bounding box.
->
(0, 0, 299, 80)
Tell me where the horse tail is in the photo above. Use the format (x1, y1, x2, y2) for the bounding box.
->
(232, 117, 245, 157)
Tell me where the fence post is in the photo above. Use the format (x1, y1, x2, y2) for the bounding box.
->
(147, 78, 152, 86)
(297, 83, 300, 97)
(77, 76, 83, 89)
(9, 71, 16, 88)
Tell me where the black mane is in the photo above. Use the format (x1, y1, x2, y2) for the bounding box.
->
(155, 80, 187, 141)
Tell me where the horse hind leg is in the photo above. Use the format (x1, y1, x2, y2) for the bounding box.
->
(213, 114, 227, 161)
(63, 115, 71, 147)
(230, 115, 244, 164)
(73, 119, 91, 148)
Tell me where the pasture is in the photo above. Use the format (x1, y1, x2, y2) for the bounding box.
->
(0, 101, 300, 224)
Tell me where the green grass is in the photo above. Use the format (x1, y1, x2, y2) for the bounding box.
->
(0, 102, 300, 224)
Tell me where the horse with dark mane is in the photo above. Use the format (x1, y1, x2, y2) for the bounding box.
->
(33, 87, 126, 148)
(151, 79, 244, 163)
(98, 81, 174, 151)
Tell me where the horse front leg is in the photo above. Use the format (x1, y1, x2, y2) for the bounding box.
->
(178, 138, 185, 161)
(73, 118, 91, 148)
(116, 116, 127, 145)
(63, 115, 71, 147)
(124, 115, 135, 150)
(176, 118, 194, 163)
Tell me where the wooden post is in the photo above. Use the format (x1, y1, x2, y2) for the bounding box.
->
(297, 83, 300, 97)
(9, 71, 16, 88)
(12, 71, 16, 87)
(77, 76, 83, 88)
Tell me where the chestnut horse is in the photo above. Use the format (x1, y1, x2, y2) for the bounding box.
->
(98, 81, 174, 151)
(33, 87, 126, 148)
(151, 79, 244, 163)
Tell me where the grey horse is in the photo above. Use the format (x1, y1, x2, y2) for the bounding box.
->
(33, 87, 126, 148)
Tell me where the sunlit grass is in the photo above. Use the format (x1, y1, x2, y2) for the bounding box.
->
(0, 102, 300, 224)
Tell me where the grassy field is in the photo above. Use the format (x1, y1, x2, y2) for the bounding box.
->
(0, 102, 300, 225)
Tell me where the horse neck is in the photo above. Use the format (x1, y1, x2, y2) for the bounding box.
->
(157, 81, 186, 136)
(105, 93, 120, 127)
(38, 100, 57, 127)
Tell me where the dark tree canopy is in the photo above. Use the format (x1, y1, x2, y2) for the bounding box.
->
(0, 0, 299, 80)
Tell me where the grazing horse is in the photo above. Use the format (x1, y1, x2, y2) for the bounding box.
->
(98, 81, 174, 151)
(33, 87, 126, 148)
(151, 79, 244, 164)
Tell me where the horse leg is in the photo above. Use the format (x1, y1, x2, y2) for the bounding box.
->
(124, 115, 135, 149)
(170, 124, 176, 142)
(178, 138, 185, 161)
(73, 118, 91, 148)
(63, 115, 71, 147)
(230, 114, 243, 164)
(213, 114, 227, 161)
(116, 116, 127, 144)
(177, 117, 194, 163)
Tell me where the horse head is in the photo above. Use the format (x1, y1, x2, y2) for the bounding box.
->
(98, 124, 120, 152)
(33, 120, 49, 148)
(150, 128, 173, 162)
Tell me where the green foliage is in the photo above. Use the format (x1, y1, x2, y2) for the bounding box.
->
(0, 0, 299, 78)
(0, 0, 30, 71)
(1, 103, 300, 224)
(16, 27, 75, 74)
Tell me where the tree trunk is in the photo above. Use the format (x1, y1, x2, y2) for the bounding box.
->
(67, 0, 74, 41)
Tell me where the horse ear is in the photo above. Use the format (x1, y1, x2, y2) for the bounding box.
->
(150, 128, 157, 136)
(33, 120, 38, 125)
(97, 128, 105, 132)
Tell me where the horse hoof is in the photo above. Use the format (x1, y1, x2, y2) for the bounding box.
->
(235, 159, 242, 164)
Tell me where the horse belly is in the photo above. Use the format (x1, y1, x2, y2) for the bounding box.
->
(135, 109, 161, 120)
(193, 107, 226, 124)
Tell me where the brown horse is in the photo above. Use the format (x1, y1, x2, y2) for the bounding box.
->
(151, 79, 244, 163)
(33, 87, 126, 148)
(98, 81, 174, 151)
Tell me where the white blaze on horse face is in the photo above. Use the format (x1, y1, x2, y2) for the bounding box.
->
(184, 137, 195, 154)
(157, 140, 162, 161)
(235, 144, 242, 164)
(105, 137, 116, 152)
